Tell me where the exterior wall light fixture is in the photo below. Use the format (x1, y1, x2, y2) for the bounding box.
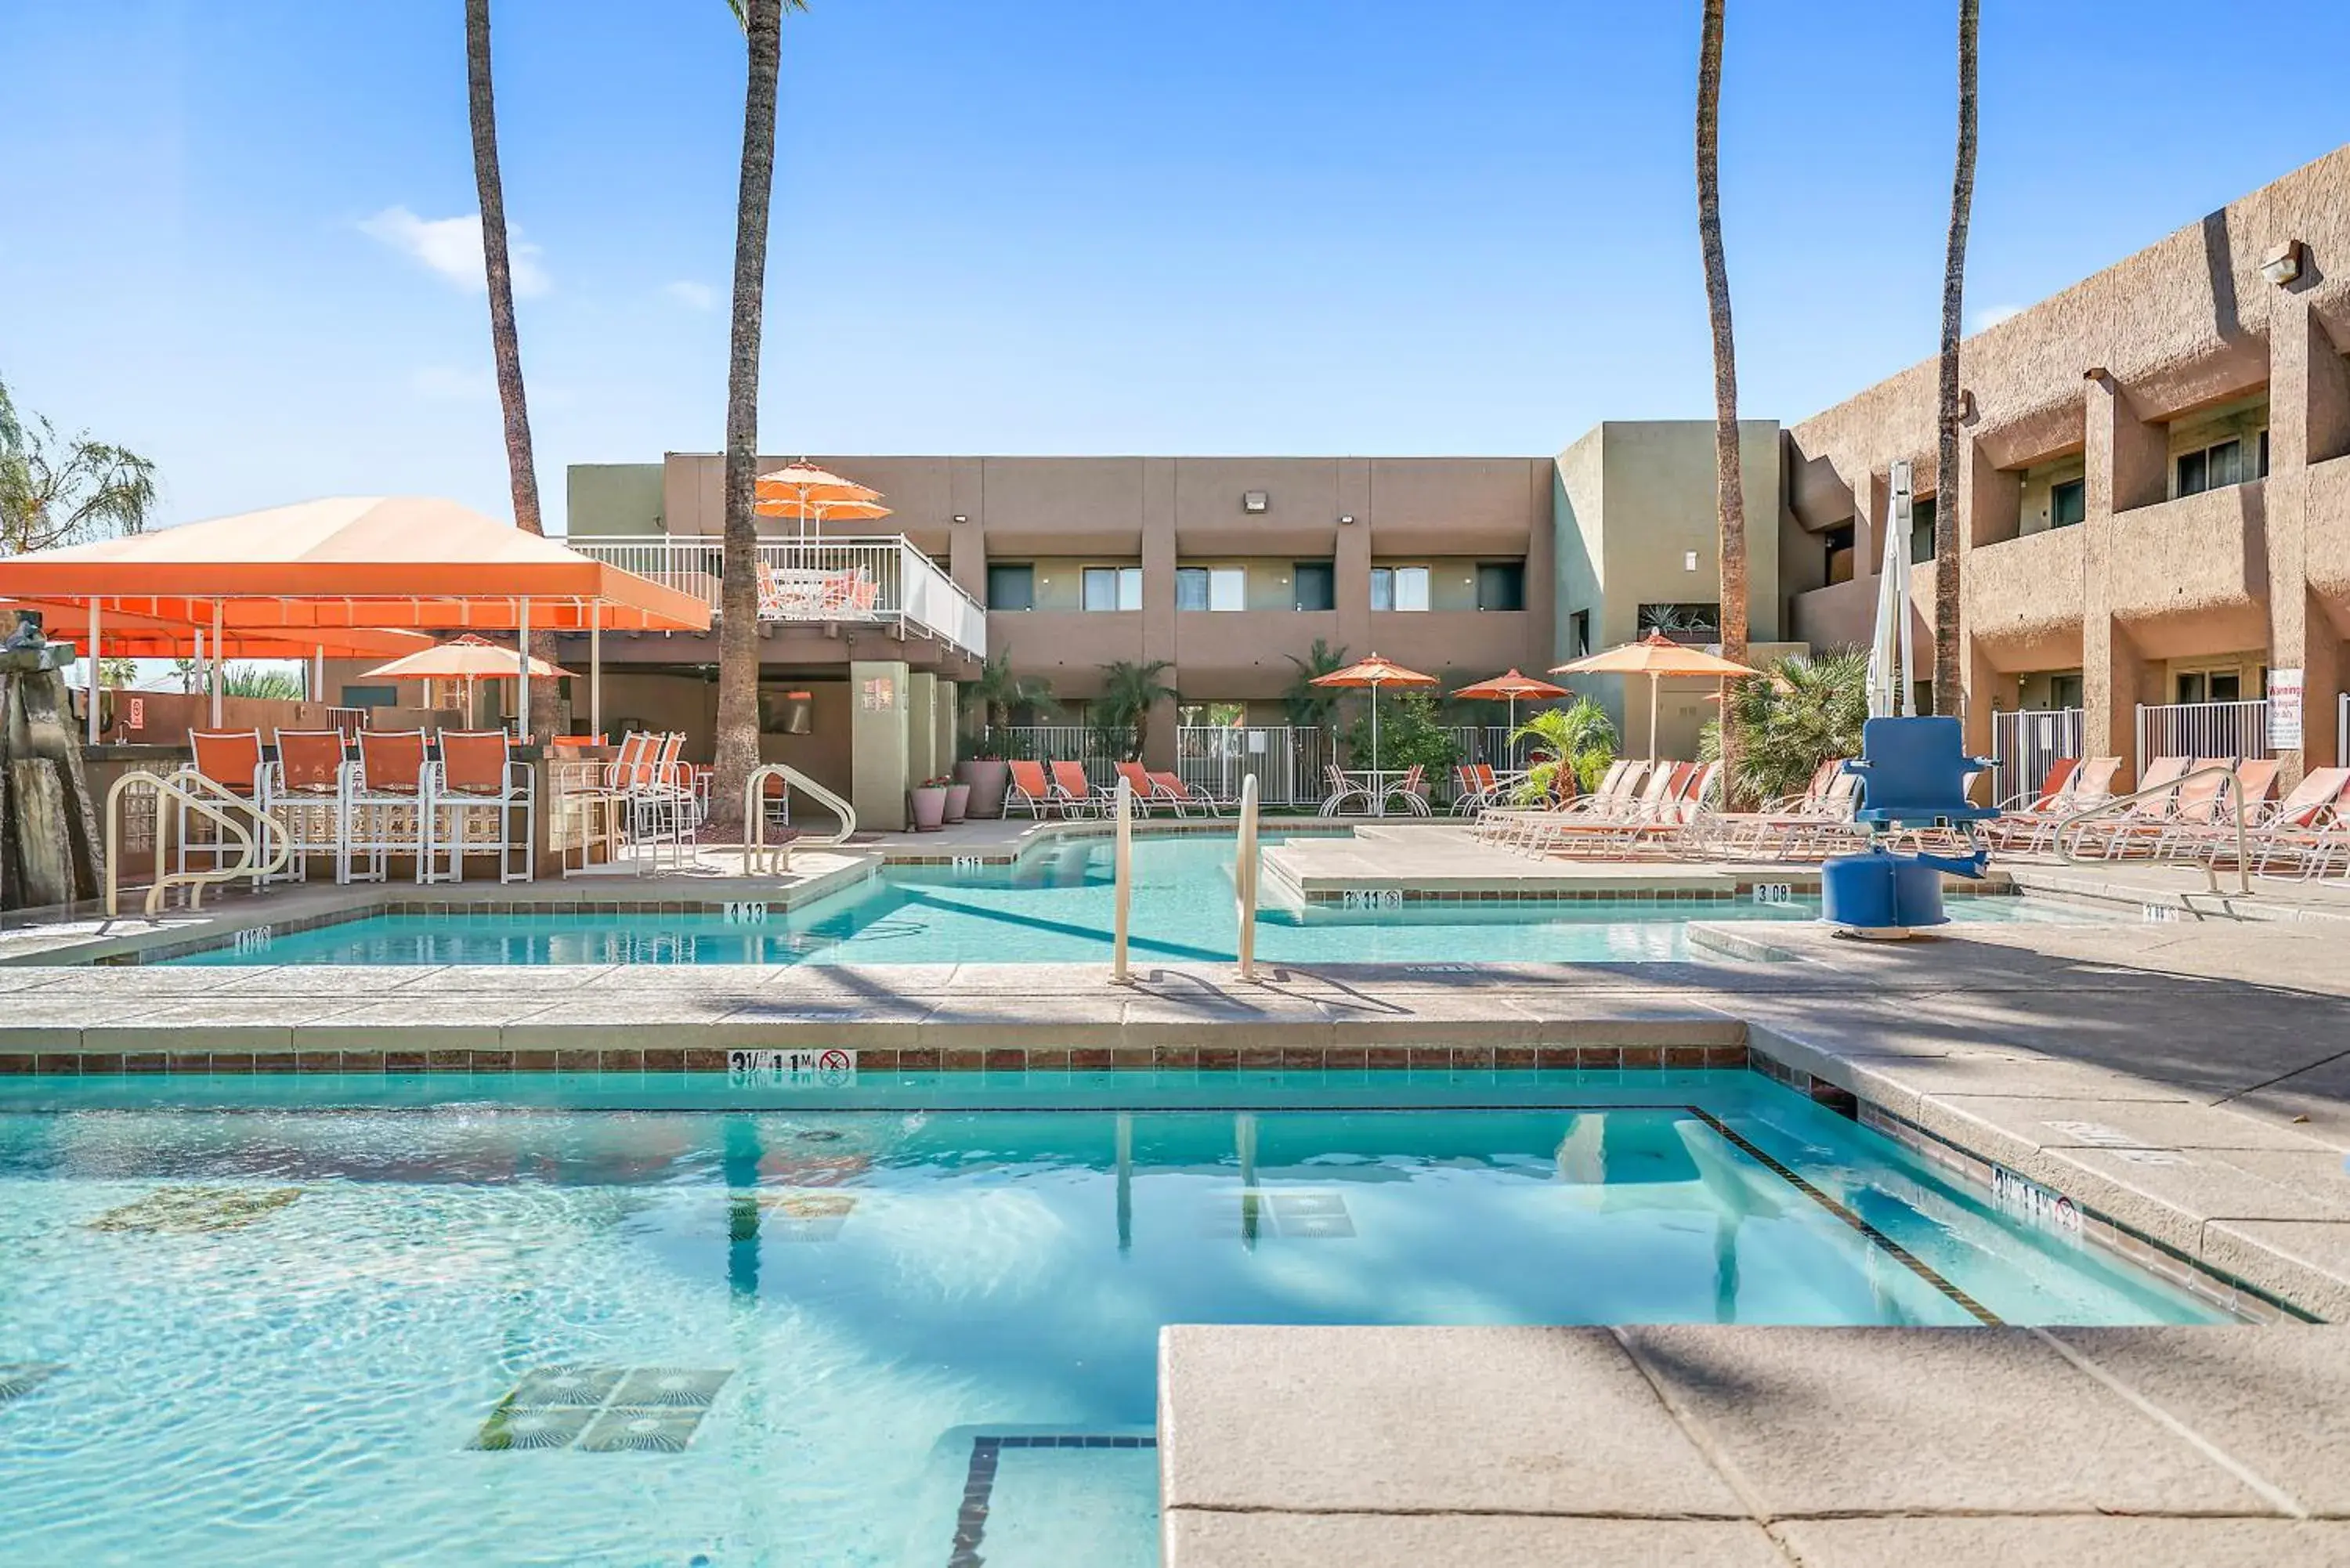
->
(1338, 514, 1356, 526)
(952, 513, 969, 525)
(1242, 491, 1268, 514)
(2260, 240, 2305, 287)
(1683, 551, 1699, 571)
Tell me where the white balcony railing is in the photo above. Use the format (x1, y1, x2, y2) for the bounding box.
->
(2135, 698, 2271, 768)
(570, 534, 985, 659)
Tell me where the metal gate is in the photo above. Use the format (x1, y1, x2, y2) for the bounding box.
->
(1990, 707, 2083, 805)
(2134, 699, 2271, 771)
(1176, 725, 1327, 806)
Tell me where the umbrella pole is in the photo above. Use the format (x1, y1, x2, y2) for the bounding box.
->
(1649, 672, 1660, 766)
(591, 612, 602, 742)
(85, 600, 99, 746)
(1371, 685, 1381, 817)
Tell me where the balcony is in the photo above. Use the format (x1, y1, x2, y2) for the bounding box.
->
(1965, 525, 2086, 664)
(1367, 609, 1537, 676)
(569, 534, 985, 659)
(2106, 480, 2266, 645)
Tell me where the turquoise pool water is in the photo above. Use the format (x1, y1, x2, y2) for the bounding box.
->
(0, 1071, 2223, 1565)
(173, 837, 2102, 966)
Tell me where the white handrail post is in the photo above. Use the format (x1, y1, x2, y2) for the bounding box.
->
(1110, 776, 1135, 985)
(1236, 774, 1260, 981)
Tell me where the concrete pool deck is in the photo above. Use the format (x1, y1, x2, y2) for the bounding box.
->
(1158, 1323, 2350, 1566)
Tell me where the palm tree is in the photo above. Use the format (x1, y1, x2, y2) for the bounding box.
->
(1695, 0, 1749, 804)
(1281, 638, 1349, 727)
(1932, 0, 1979, 717)
(708, 0, 806, 836)
(1509, 698, 1618, 800)
(0, 374, 157, 555)
(965, 648, 1056, 733)
(1701, 649, 1869, 806)
(1096, 659, 1177, 761)
(464, 0, 558, 738)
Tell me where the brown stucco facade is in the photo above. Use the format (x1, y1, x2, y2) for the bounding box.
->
(1784, 143, 2350, 784)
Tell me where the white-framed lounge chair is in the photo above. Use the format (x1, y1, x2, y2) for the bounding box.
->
(1149, 771, 1225, 818)
(1988, 755, 2120, 853)
(1450, 763, 1506, 817)
(1005, 759, 1060, 818)
(2240, 767, 2350, 878)
(1478, 759, 1640, 850)
(2066, 754, 2190, 858)
(178, 729, 274, 887)
(2150, 758, 2276, 864)
(1050, 760, 1104, 817)
(1520, 761, 1685, 858)
(343, 728, 432, 884)
(1112, 761, 1158, 815)
(428, 730, 537, 883)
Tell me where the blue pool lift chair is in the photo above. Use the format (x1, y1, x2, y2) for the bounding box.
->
(1821, 716, 1998, 936)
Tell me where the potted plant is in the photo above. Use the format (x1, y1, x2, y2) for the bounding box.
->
(943, 777, 972, 823)
(958, 650, 1055, 818)
(909, 775, 953, 833)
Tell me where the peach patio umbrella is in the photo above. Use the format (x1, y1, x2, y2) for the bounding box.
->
(1552, 631, 1759, 764)
(1453, 668, 1572, 736)
(1311, 652, 1437, 775)
(360, 633, 576, 730)
(755, 463, 883, 547)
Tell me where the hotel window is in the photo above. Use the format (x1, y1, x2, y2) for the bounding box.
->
(987, 563, 1036, 611)
(2048, 673, 2084, 710)
(1177, 566, 1246, 612)
(1909, 497, 1936, 566)
(2176, 438, 2249, 498)
(1082, 566, 1143, 612)
(1570, 610, 1591, 657)
(1476, 562, 1526, 612)
(1824, 523, 1855, 585)
(2049, 479, 2085, 529)
(1292, 561, 1336, 612)
(1370, 565, 1430, 612)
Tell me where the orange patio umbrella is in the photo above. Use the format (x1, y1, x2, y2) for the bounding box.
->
(1311, 652, 1437, 773)
(754, 463, 882, 546)
(1552, 631, 1759, 764)
(1453, 668, 1572, 736)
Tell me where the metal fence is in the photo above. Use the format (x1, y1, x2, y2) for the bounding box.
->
(1176, 725, 1329, 806)
(2135, 699, 2272, 770)
(1989, 707, 2084, 805)
(979, 724, 1128, 775)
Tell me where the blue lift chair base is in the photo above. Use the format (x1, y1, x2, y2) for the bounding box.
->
(1820, 716, 1998, 938)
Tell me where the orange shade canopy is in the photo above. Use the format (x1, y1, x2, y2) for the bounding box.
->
(1550, 630, 1759, 680)
(4, 600, 432, 660)
(754, 463, 880, 508)
(360, 633, 574, 682)
(1310, 653, 1437, 689)
(1454, 668, 1571, 702)
(0, 497, 710, 634)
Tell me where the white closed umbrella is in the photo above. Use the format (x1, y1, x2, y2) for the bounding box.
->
(1867, 458, 1920, 720)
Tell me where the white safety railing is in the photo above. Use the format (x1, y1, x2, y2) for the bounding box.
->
(104, 768, 290, 919)
(1110, 777, 1134, 985)
(570, 534, 986, 659)
(742, 762, 858, 876)
(2135, 699, 2270, 769)
(1177, 725, 1328, 807)
(1235, 775, 1262, 981)
(1990, 707, 2084, 804)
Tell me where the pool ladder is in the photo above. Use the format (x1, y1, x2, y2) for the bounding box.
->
(1106, 772, 1262, 984)
(103, 768, 292, 919)
(740, 763, 859, 876)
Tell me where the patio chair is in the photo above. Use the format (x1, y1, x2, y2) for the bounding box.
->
(1477, 758, 1636, 849)
(2066, 754, 2189, 858)
(266, 730, 351, 883)
(2151, 758, 2276, 864)
(2237, 767, 2350, 878)
(627, 733, 699, 869)
(1318, 762, 1372, 817)
(1449, 763, 1505, 817)
(1006, 759, 1058, 818)
(1380, 764, 1431, 817)
(1149, 771, 1225, 818)
(428, 730, 537, 883)
(344, 729, 433, 884)
(1049, 760, 1103, 817)
(178, 730, 274, 888)
(1113, 761, 1158, 815)
(1521, 761, 1683, 858)
(1989, 756, 2120, 853)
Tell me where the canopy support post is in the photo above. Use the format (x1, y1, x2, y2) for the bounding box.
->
(591, 609, 602, 743)
(516, 598, 531, 742)
(313, 645, 325, 706)
(85, 600, 100, 746)
(209, 602, 223, 727)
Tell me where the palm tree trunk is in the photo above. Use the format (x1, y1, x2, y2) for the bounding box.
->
(708, 0, 783, 837)
(465, 0, 559, 739)
(1933, 0, 1979, 718)
(1697, 0, 1748, 801)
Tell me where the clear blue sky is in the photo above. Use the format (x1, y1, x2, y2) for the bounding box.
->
(3, 0, 2345, 535)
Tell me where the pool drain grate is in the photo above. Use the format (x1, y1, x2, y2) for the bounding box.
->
(469, 1365, 734, 1453)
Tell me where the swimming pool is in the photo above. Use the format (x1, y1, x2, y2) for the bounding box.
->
(172, 837, 2102, 966)
(0, 1071, 2225, 1565)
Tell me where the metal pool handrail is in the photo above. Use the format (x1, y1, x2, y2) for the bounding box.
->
(1235, 775, 1262, 981)
(1111, 777, 1134, 985)
(2053, 761, 2250, 897)
(741, 763, 858, 876)
(104, 768, 291, 919)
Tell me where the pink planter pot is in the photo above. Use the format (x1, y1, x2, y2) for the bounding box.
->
(909, 786, 949, 832)
(943, 783, 972, 823)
